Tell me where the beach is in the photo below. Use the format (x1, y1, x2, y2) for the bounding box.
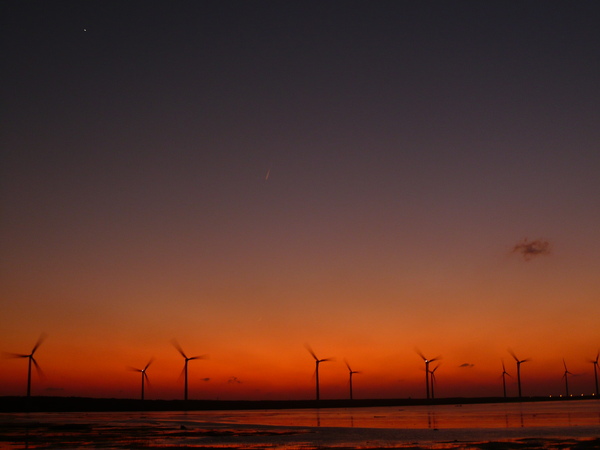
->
(1, 400, 599, 449)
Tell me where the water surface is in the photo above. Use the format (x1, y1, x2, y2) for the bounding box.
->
(182, 400, 600, 429)
(2, 400, 600, 449)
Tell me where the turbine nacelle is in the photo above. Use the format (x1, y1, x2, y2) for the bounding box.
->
(416, 349, 440, 364)
(345, 360, 361, 374)
(305, 344, 334, 363)
(130, 358, 154, 375)
(508, 349, 530, 365)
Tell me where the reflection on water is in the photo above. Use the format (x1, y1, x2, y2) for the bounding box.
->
(6, 399, 595, 430)
(196, 399, 600, 429)
(1, 401, 600, 449)
(427, 410, 438, 429)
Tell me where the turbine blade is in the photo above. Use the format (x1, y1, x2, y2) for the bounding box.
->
(144, 372, 151, 388)
(171, 339, 188, 359)
(321, 357, 335, 362)
(563, 359, 568, 371)
(3, 352, 30, 359)
(128, 366, 143, 373)
(508, 349, 519, 362)
(31, 333, 48, 355)
(344, 359, 352, 371)
(304, 344, 318, 361)
(144, 358, 154, 370)
(32, 358, 45, 380)
(189, 354, 208, 360)
(415, 348, 426, 361)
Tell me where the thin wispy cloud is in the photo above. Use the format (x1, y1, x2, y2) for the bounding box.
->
(228, 376, 242, 384)
(459, 363, 475, 368)
(512, 238, 551, 261)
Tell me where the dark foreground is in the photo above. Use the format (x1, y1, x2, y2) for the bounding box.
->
(1, 411, 599, 449)
(0, 395, 595, 413)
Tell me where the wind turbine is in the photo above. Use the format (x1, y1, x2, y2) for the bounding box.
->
(416, 349, 440, 400)
(306, 345, 333, 401)
(130, 359, 153, 400)
(589, 351, 599, 397)
(562, 359, 573, 398)
(172, 340, 207, 401)
(345, 360, 360, 400)
(430, 365, 440, 399)
(508, 350, 530, 399)
(5, 334, 47, 397)
(501, 360, 511, 398)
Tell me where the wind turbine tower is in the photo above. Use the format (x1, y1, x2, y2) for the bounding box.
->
(562, 359, 573, 398)
(509, 350, 530, 399)
(416, 350, 439, 400)
(306, 345, 333, 401)
(345, 360, 360, 400)
(6, 334, 47, 398)
(501, 360, 511, 398)
(131, 359, 153, 401)
(590, 352, 599, 397)
(430, 365, 440, 399)
(172, 340, 207, 401)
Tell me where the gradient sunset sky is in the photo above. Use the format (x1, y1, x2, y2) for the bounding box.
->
(1, 1, 599, 401)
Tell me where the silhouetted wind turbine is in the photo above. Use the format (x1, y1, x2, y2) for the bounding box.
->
(345, 360, 360, 400)
(589, 351, 599, 397)
(172, 340, 207, 401)
(430, 365, 440, 399)
(130, 359, 153, 400)
(416, 349, 440, 400)
(6, 334, 47, 397)
(508, 350, 530, 399)
(501, 360, 511, 398)
(562, 359, 573, 398)
(306, 345, 333, 401)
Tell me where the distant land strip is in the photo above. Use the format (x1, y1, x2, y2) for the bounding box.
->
(1, 395, 596, 413)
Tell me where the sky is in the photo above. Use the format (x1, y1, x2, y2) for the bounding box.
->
(1, 1, 600, 401)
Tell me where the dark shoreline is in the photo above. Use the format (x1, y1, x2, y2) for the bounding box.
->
(1, 395, 595, 413)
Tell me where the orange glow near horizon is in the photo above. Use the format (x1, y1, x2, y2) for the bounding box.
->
(2, 259, 599, 401)
(2, 243, 600, 400)
(2, 338, 599, 400)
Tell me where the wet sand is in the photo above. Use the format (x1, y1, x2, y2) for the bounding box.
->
(1, 401, 600, 449)
(1, 421, 600, 449)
